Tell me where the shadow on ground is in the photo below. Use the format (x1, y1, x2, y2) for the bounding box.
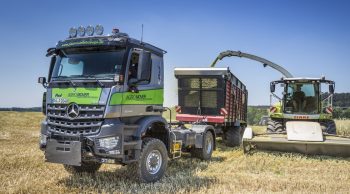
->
(58, 153, 224, 193)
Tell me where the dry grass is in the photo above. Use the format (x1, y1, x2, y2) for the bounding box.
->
(1, 112, 350, 193)
(336, 119, 350, 136)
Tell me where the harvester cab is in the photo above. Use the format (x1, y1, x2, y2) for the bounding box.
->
(268, 77, 336, 134)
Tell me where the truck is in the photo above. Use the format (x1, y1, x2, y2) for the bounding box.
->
(37, 25, 248, 183)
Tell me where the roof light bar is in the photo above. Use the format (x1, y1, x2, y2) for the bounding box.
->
(68, 25, 105, 38)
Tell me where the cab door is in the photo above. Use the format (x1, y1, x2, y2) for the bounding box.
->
(121, 49, 164, 117)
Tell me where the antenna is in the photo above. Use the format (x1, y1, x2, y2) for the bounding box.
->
(141, 24, 144, 43)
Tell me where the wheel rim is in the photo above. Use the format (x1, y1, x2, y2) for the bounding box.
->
(205, 134, 213, 154)
(146, 150, 162, 174)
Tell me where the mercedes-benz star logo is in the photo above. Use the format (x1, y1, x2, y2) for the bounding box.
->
(67, 103, 80, 119)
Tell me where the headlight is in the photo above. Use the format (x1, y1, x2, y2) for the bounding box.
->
(98, 136, 120, 149)
(39, 134, 47, 146)
(86, 25, 94, 36)
(77, 26, 85, 37)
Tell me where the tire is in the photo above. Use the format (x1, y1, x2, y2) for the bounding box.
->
(320, 120, 336, 135)
(191, 131, 214, 160)
(127, 138, 168, 183)
(267, 119, 285, 133)
(223, 126, 243, 147)
(64, 162, 101, 174)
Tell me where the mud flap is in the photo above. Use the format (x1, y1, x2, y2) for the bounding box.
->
(45, 139, 81, 166)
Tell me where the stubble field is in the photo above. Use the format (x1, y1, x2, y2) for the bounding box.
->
(1, 111, 350, 193)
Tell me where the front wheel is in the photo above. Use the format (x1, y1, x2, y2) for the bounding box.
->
(191, 131, 214, 160)
(127, 138, 168, 183)
(267, 119, 285, 133)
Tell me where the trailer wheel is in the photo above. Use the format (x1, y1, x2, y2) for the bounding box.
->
(191, 131, 214, 160)
(127, 138, 168, 183)
(64, 162, 101, 174)
(224, 126, 243, 147)
(321, 120, 336, 135)
(267, 119, 285, 133)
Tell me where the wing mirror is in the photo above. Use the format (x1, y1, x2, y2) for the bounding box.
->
(270, 83, 275, 93)
(329, 84, 335, 94)
(38, 77, 47, 88)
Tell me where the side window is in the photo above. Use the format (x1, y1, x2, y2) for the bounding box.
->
(128, 50, 152, 85)
(137, 50, 152, 84)
(128, 52, 139, 84)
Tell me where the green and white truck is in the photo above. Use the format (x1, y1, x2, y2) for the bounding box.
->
(38, 25, 224, 182)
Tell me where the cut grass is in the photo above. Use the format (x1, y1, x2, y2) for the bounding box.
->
(0, 112, 350, 193)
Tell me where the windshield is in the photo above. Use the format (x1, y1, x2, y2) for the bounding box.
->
(51, 47, 126, 79)
(284, 83, 319, 114)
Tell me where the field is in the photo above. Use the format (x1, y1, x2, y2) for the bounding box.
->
(1, 112, 350, 193)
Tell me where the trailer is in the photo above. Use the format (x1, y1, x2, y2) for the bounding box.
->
(174, 67, 248, 146)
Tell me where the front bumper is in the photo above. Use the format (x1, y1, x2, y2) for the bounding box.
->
(40, 119, 141, 166)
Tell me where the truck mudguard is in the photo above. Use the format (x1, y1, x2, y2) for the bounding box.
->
(191, 125, 216, 149)
(134, 115, 168, 139)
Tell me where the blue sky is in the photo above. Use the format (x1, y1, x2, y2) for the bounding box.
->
(0, 0, 349, 107)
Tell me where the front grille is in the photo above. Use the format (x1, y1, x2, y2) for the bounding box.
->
(47, 104, 105, 135)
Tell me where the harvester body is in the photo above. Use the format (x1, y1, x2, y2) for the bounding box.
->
(243, 77, 350, 157)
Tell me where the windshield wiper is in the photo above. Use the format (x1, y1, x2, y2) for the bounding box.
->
(52, 76, 77, 86)
(79, 75, 105, 87)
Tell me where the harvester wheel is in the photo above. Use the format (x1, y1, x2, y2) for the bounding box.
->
(267, 119, 285, 133)
(191, 131, 214, 160)
(127, 138, 168, 183)
(64, 162, 101, 174)
(223, 126, 243, 147)
(321, 120, 336, 135)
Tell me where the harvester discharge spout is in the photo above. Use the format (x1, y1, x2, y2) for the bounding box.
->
(210, 50, 293, 78)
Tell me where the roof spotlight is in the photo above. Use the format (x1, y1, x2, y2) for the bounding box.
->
(77, 26, 85, 37)
(86, 25, 94, 36)
(112, 28, 120, 35)
(95, 24, 104, 35)
(69, 27, 77, 38)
